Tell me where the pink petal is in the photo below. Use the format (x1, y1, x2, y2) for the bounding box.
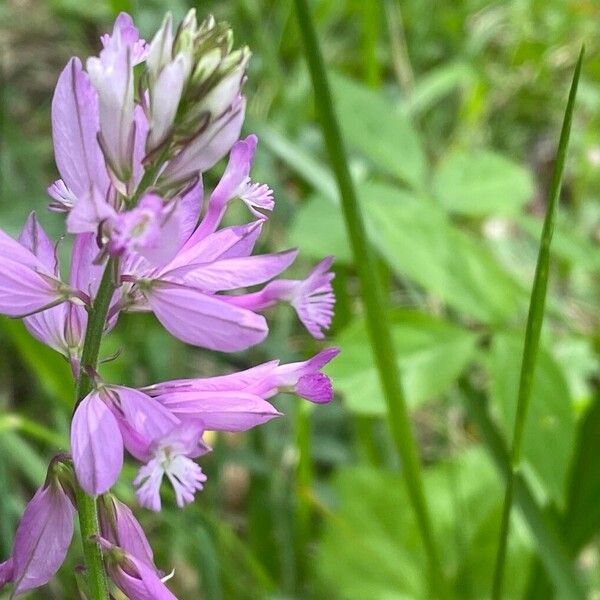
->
(143, 360, 279, 396)
(98, 496, 156, 571)
(66, 186, 116, 235)
(107, 386, 178, 461)
(51, 58, 109, 199)
(71, 392, 123, 495)
(18, 213, 57, 275)
(23, 303, 71, 356)
(131, 104, 150, 192)
(157, 390, 281, 432)
(161, 95, 246, 186)
(0, 257, 64, 317)
(144, 281, 268, 352)
(0, 229, 47, 270)
(110, 554, 177, 600)
(168, 220, 262, 272)
(166, 249, 298, 292)
(11, 483, 75, 596)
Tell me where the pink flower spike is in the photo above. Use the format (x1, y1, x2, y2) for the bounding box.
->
(5, 479, 75, 597)
(134, 422, 208, 511)
(71, 392, 124, 495)
(142, 280, 268, 352)
(51, 57, 110, 202)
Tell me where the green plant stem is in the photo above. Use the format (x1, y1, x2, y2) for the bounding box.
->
(491, 48, 583, 600)
(292, 0, 447, 596)
(72, 258, 116, 600)
(461, 380, 584, 599)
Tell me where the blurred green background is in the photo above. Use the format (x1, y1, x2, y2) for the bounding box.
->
(0, 0, 599, 598)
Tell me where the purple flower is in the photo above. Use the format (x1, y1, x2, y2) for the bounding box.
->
(143, 348, 340, 430)
(160, 94, 246, 187)
(71, 385, 177, 495)
(71, 384, 209, 509)
(0, 475, 75, 597)
(97, 538, 178, 600)
(133, 422, 209, 511)
(87, 13, 145, 185)
(18, 216, 108, 372)
(106, 194, 185, 267)
(192, 135, 272, 238)
(98, 495, 156, 571)
(0, 227, 73, 318)
(145, 14, 191, 152)
(50, 57, 110, 210)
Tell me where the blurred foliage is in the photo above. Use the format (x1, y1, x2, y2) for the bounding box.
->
(0, 0, 599, 598)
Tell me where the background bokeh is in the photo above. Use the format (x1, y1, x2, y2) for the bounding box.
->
(0, 0, 599, 598)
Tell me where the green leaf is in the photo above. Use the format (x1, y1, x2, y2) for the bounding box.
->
(518, 215, 600, 270)
(488, 333, 576, 505)
(316, 449, 530, 600)
(433, 150, 534, 216)
(0, 318, 73, 408)
(290, 182, 526, 322)
(287, 192, 352, 262)
(404, 62, 475, 116)
(362, 182, 526, 323)
(328, 310, 477, 415)
(329, 73, 427, 190)
(563, 391, 600, 551)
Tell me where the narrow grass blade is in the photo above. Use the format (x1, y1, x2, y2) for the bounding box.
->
(491, 47, 584, 600)
(292, 0, 448, 596)
(461, 380, 585, 599)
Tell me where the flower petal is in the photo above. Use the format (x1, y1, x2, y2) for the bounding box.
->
(166, 249, 298, 292)
(144, 281, 268, 352)
(51, 57, 109, 199)
(11, 483, 75, 596)
(107, 386, 178, 461)
(71, 392, 123, 495)
(157, 390, 281, 431)
(0, 257, 64, 318)
(18, 213, 57, 275)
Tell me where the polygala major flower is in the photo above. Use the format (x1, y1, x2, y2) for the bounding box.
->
(0, 9, 338, 598)
(0, 460, 75, 598)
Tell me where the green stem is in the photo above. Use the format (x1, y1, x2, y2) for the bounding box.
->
(73, 258, 116, 600)
(292, 0, 447, 596)
(75, 260, 117, 402)
(491, 48, 584, 600)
